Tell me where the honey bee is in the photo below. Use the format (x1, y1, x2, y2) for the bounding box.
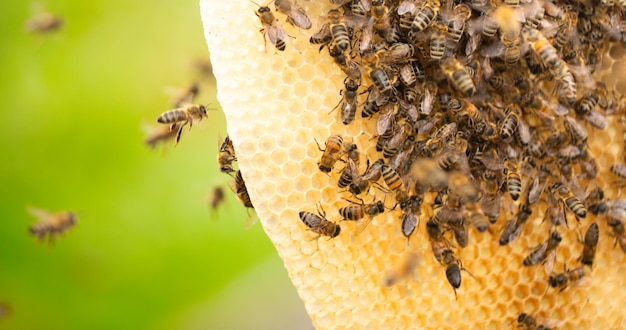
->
(274, 0, 311, 29)
(552, 9, 577, 50)
(578, 222, 599, 267)
(480, 169, 502, 224)
(310, 23, 332, 47)
(550, 182, 587, 219)
(254, 2, 288, 52)
(500, 104, 521, 140)
(218, 135, 237, 174)
(499, 203, 532, 245)
(233, 170, 254, 209)
(326, 9, 353, 53)
(610, 163, 626, 185)
(383, 252, 421, 287)
(401, 195, 422, 239)
(547, 266, 589, 292)
(523, 29, 560, 71)
(329, 45, 362, 82)
(362, 52, 394, 95)
(426, 218, 449, 262)
(334, 78, 359, 125)
(586, 186, 607, 216)
(441, 57, 477, 97)
(299, 205, 341, 238)
(504, 158, 522, 201)
(575, 92, 598, 116)
(27, 207, 77, 245)
(383, 121, 413, 158)
(440, 249, 473, 298)
(516, 312, 562, 330)
(563, 116, 588, 147)
(430, 21, 448, 60)
(494, 7, 522, 65)
(523, 231, 562, 273)
(143, 123, 180, 149)
(339, 200, 385, 222)
(25, 11, 63, 34)
(465, 202, 489, 233)
(608, 217, 626, 254)
(444, 4, 472, 47)
(371, 0, 392, 36)
(157, 104, 209, 144)
(208, 186, 226, 211)
(381, 164, 405, 194)
(411, 0, 441, 33)
(424, 122, 457, 156)
(316, 135, 344, 173)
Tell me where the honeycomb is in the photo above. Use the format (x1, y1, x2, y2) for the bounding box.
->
(200, 1, 626, 329)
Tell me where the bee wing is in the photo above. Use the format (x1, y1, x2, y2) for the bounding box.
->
(419, 88, 434, 115)
(310, 23, 331, 44)
(287, 8, 312, 29)
(536, 317, 565, 329)
(527, 177, 545, 204)
(26, 206, 52, 222)
(377, 104, 396, 135)
(397, 0, 418, 15)
(480, 41, 505, 58)
(343, 14, 369, 29)
(400, 99, 418, 122)
(584, 110, 607, 130)
(527, 241, 548, 264)
(542, 250, 557, 274)
(360, 17, 375, 52)
(266, 24, 287, 47)
(353, 214, 375, 237)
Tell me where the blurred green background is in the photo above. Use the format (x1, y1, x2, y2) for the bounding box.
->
(0, 1, 310, 329)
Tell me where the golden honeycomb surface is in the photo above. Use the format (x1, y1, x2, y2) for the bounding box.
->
(200, 1, 626, 328)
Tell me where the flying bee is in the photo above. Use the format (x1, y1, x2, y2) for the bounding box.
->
(274, 0, 311, 29)
(430, 21, 448, 60)
(499, 203, 532, 245)
(253, 2, 288, 52)
(441, 57, 476, 97)
(299, 205, 341, 238)
(550, 182, 587, 219)
(218, 135, 237, 174)
(523, 231, 562, 274)
(578, 222, 599, 267)
(316, 135, 344, 173)
(143, 123, 180, 149)
(500, 104, 521, 140)
(333, 78, 359, 125)
(411, 0, 441, 33)
(383, 252, 421, 287)
(504, 158, 522, 201)
(27, 207, 77, 245)
(548, 266, 589, 293)
(233, 170, 254, 209)
(157, 104, 209, 144)
(208, 186, 226, 211)
(25, 11, 63, 34)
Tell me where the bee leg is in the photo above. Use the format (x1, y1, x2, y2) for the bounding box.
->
(175, 122, 187, 145)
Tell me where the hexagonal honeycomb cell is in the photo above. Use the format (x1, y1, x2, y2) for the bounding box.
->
(201, 1, 626, 329)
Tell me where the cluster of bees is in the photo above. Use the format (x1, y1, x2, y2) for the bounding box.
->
(253, 0, 626, 326)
